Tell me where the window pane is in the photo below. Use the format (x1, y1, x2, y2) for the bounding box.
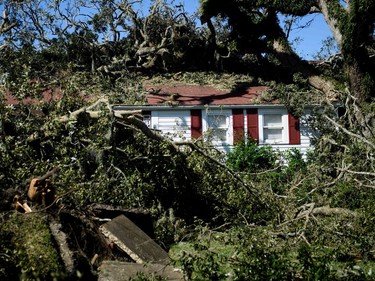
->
(264, 128, 282, 143)
(264, 115, 282, 127)
(208, 115, 227, 128)
(143, 115, 151, 127)
(211, 128, 227, 141)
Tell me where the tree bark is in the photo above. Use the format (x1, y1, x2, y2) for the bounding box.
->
(272, 38, 338, 100)
(316, 0, 343, 46)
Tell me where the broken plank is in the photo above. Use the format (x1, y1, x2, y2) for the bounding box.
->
(100, 215, 170, 265)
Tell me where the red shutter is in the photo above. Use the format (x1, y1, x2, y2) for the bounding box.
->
(247, 108, 258, 143)
(191, 109, 202, 138)
(288, 114, 301, 144)
(232, 109, 244, 144)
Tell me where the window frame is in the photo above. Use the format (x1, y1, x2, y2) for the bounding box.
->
(203, 109, 232, 145)
(258, 109, 289, 144)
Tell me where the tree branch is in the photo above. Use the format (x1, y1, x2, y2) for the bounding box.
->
(174, 141, 261, 201)
(27, 98, 110, 142)
(323, 114, 375, 150)
(316, 0, 344, 47)
(336, 168, 375, 177)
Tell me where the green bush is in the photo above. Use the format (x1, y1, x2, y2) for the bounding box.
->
(227, 140, 277, 173)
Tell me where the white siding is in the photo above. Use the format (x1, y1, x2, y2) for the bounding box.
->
(151, 111, 191, 141)
(260, 111, 317, 156)
(147, 108, 317, 156)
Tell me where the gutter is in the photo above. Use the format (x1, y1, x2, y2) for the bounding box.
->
(112, 104, 322, 111)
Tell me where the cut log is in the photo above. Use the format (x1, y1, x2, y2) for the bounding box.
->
(98, 260, 184, 281)
(100, 215, 170, 265)
(49, 219, 75, 274)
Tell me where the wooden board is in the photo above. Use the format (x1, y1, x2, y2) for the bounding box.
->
(100, 215, 170, 264)
(98, 260, 184, 281)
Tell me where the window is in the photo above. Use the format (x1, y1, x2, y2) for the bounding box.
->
(202, 110, 231, 144)
(263, 114, 283, 143)
(153, 111, 190, 141)
(207, 114, 228, 141)
(143, 115, 151, 127)
(142, 111, 151, 128)
(259, 110, 288, 144)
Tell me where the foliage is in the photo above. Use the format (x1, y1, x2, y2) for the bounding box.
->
(265, 73, 324, 118)
(0, 213, 64, 280)
(227, 140, 277, 173)
(171, 226, 354, 280)
(129, 272, 167, 281)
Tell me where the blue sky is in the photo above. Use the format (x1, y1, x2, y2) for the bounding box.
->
(285, 13, 335, 59)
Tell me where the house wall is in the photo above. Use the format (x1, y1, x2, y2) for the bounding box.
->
(151, 110, 191, 141)
(254, 109, 317, 154)
(132, 106, 317, 155)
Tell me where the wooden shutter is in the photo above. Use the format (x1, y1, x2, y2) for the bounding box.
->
(191, 109, 202, 138)
(232, 109, 244, 144)
(247, 108, 258, 143)
(288, 114, 301, 144)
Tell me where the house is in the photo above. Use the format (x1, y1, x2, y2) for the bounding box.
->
(113, 83, 317, 153)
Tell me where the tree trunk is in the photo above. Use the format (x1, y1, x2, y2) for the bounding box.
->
(344, 54, 375, 104)
(272, 38, 338, 99)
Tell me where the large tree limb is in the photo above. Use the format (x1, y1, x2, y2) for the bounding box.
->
(119, 115, 179, 153)
(316, 0, 344, 47)
(58, 98, 110, 122)
(309, 206, 356, 217)
(49, 219, 75, 274)
(336, 168, 375, 177)
(272, 38, 339, 100)
(278, 203, 356, 228)
(115, 113, 262, 202)
(296, 203, 356, 218)
(323, 114, 375, 150)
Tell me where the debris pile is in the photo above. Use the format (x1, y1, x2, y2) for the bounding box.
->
(2, 168, 184, 280)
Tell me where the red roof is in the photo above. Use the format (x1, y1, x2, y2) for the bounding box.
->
(145, 83, 270, 106)
(3, 87, 63, 106)
(3, 87, 95, 106)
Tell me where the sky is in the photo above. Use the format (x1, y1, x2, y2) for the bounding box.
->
(285, 13, 336, 60)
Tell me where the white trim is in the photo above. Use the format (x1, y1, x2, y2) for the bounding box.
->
(258, 109, 289, 144)
(151, 111, 159, 130)
(202, 108, 233, 146)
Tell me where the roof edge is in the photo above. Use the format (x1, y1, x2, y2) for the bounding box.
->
(112, 104, 322, 111)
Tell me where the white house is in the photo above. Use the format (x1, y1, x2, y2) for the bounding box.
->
(113, 83, 317, 153)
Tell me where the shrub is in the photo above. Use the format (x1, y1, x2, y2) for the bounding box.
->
(227, 140, 277, 173)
